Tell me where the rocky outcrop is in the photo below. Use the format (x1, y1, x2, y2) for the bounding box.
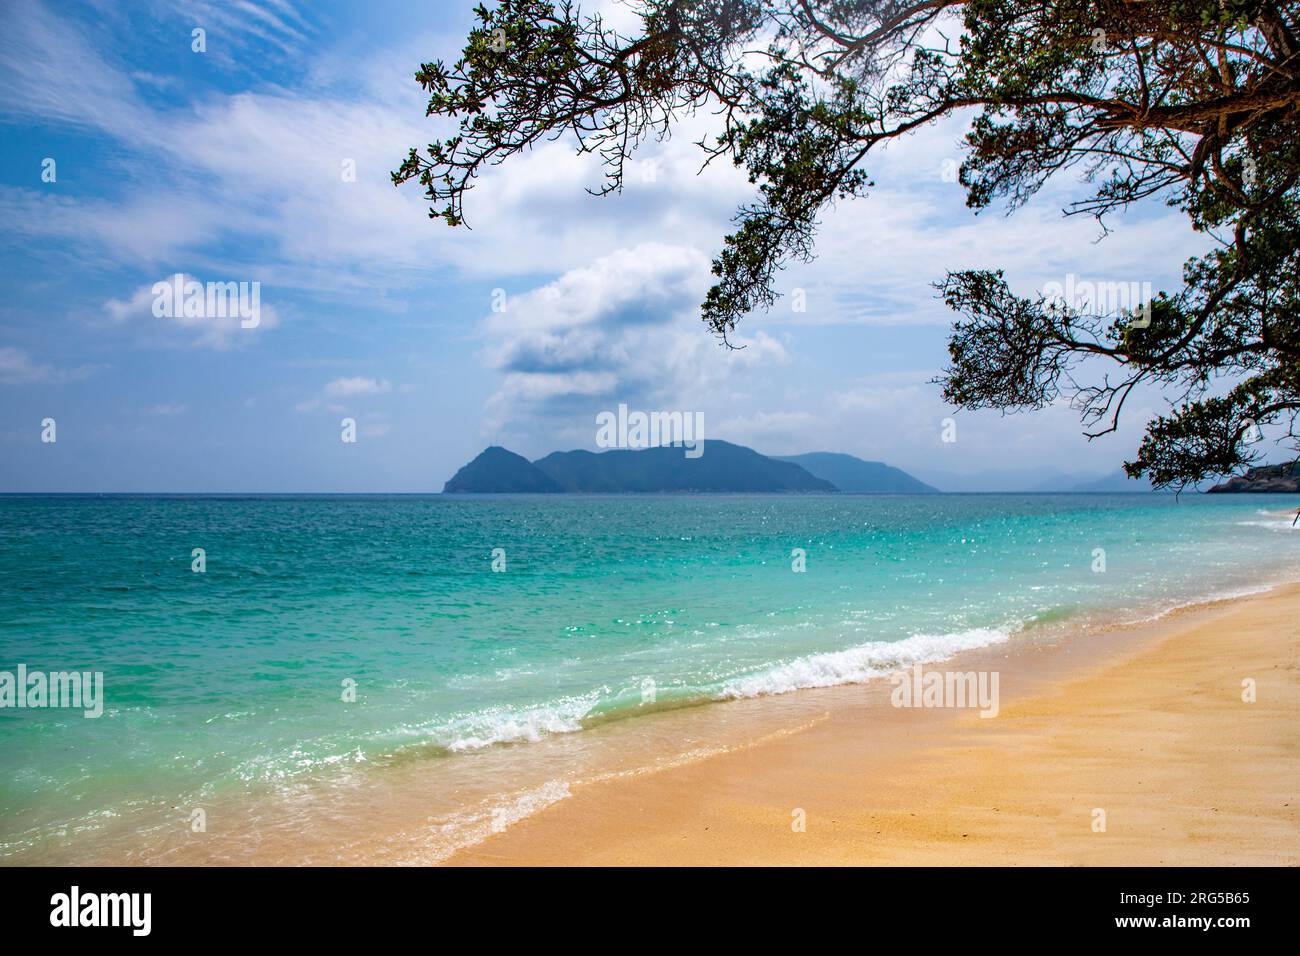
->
(1206, 462, 1300, 493)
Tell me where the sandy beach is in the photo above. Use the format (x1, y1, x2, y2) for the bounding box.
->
(446, 582, 1300, 866)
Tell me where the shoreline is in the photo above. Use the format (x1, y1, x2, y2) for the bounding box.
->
(5, 572, 1297, 866)
(442, 581, 1300, 866)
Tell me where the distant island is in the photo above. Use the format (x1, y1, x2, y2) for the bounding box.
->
(1207, 462, 1300, 493)
(443, 442, 935, 493)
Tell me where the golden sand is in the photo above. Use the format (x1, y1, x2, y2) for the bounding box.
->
(445, 583, 1300, 865)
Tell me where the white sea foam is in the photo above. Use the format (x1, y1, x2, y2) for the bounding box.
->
(436, 691, 605, 752)
(398, 779, 573, 865)
(1236, 517, 1298, 531)
(1116, 580, 1286, 625)
(407, 628, 1020, 751)
(716, 626, 1014, 700)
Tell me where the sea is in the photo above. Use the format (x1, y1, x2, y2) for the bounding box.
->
(1, 492, 1297, 863)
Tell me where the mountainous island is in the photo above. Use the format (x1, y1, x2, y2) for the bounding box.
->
(443, 442, 934, 494)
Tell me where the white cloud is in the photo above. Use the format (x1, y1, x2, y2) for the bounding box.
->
(324, 377, 392, 398)
(751, 114, 1211, 331)
(295, 376, 392, 412)
(103, 275, 280, 350)
(0, 0, 1207, 328)
(0, 346, 97, 385)
(713, 411, 824, 452)
(175, 0, 315, 55)
(478, 243, 787, 446)
(0, 0, 148, 135)
(710, 373, 1165, 478)
(0, 1, 751, 297)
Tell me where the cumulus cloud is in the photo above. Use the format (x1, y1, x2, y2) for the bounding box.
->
(478, 243, 787, 447)
(483, 244, 709, 366)
(103, 275, 280, 350)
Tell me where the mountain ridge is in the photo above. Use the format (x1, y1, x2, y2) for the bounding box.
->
(441, 443, 931, 493)
(774, 452, 938, 494)
(532, 441, 834, 492)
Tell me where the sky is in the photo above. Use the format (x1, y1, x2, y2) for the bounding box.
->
(0, 0, 1220, 492)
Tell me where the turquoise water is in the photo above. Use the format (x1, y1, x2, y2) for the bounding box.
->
(1, 492, 1297, 860)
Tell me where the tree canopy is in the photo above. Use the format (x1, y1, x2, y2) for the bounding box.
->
(394, 1, 1300, 489)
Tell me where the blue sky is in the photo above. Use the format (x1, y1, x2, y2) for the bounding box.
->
(0, 0, 1216, 492)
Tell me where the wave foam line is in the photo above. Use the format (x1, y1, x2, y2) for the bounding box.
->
(717, 626, 1013, 700)
(420, 690, 606, 753)
(398, 779, 573, 866)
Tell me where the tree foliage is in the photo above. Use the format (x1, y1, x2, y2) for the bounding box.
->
(395, 1, 1300, 488)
